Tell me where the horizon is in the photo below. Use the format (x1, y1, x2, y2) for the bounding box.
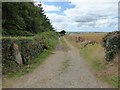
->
(57, 31, 118, 33)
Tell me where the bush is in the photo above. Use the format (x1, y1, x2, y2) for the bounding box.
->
(102, 31, 120, 61)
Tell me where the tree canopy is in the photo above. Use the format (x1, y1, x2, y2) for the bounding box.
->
(2, 2, 54, 36)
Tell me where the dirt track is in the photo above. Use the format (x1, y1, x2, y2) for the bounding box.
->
(3, 37, 111, 88)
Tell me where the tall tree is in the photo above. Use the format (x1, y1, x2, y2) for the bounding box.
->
(2, 2, 54, 36)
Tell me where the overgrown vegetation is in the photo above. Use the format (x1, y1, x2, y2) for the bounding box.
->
(2, 31, 58, 76)
(2, 2, 59, 77)
(102, 31, 120, 61)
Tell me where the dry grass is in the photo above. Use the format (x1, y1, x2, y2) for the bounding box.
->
(65, 32, 118, 88)
(65, 32, 106, 43)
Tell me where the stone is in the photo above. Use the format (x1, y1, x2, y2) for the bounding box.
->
(13, 43, 23, 65)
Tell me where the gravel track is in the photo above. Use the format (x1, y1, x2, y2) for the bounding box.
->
(3, 37, 111, 88)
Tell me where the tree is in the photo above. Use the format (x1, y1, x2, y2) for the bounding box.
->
(2, 2, 54, 36)
(59, 30, 66, 36)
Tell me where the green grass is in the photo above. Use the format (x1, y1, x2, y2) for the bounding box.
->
(65, 34, 119, 87)
(68, 40, 118, 88)
(91, 58, 105, 71)
(60, 37, 68, 52)
(102, 76, 119, 88)
(2, 36, 34, 40)
(7, 49, 52, 79)
(76, 43, 118, 88)
(65, 38, 105, 71)
(75, 44, 105, 71)
(3, 31, 58, 79)
(79, 44, 118, 88)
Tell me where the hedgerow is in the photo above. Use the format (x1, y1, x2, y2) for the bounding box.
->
(2, 31, 58, 75)
(102, 31, 120, 61)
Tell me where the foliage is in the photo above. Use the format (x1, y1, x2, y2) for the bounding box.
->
(2, 29, 34, 36)
(102, 31, 120, 61)
(2, 2, 59, 76)
(59, 30, 66, 36)
(2, 2, 54, 36)
(2, 31, 58, 75)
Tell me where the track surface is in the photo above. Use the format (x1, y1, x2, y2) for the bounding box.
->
(3, 37, 111, 88)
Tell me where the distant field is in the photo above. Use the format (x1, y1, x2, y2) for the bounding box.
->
(65, 32, 118, 88)
(66, 32, 107, 43)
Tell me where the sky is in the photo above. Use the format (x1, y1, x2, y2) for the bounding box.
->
(34, 0, 119, 32)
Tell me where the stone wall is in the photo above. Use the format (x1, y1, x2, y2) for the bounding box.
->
(2, 37, 44, 75)
(2, 31, 58, 75)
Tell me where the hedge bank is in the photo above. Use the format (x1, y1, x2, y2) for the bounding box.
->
(2, 31, 58, 75)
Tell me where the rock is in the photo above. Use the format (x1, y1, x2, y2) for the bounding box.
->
(13, 43, 23, 65)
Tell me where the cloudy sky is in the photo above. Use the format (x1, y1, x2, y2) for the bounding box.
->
(34, 0, 119, 32)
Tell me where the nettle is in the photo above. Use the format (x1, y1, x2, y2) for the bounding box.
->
(102, 31, 120, 61)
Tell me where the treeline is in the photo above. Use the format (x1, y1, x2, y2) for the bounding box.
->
(2, 2, 54, 36)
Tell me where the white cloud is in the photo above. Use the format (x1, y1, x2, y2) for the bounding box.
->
(45, 13, 70, 30)
(95, 18, 117, 28)
(34, 0, 68, 2)
(34, 1, 61, 12)
(62, 0, 119, 31)
(41, 3, 61, 12)
(35, 0, 119, 32)
(46, 13, 65, 22)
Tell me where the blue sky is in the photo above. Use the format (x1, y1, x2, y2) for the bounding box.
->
(43, 2, 75, 15)
(34, 0, 119, 32)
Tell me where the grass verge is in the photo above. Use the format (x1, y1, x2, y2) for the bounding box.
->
(6, 49, 52, 79)
(60, 37, 68, 52)
(79, 44, 105, 71)
(3, 31, 58, 79)
(66, 38, 118, 88)
(69, 41, 105, 71)
(102, 76, 119, 88)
